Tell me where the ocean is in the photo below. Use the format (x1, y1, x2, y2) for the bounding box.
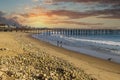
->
(32, 29, 120, 63)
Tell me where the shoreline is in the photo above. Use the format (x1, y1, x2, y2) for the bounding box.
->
(31, 33, 120, 64)
(32, 33, 120, 64)
(29, 33, 120, 80)
(0, 32, 120, 80)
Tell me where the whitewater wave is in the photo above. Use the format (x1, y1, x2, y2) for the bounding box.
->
(64, 37, 120, 46)
(32, 33, 120, 63)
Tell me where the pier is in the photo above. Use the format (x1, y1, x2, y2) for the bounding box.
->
(28, 28, 120, 36)
(0, 26, 120, 36)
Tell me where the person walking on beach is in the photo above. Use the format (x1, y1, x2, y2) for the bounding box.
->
(60, 41, 62, 47)
(57, 41, 62, 47)
(57, 41, 59, 46)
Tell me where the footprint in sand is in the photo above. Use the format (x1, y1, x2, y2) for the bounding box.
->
(0, 48, 9, 51)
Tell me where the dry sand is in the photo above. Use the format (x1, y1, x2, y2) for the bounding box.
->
(0, 32, 23, 56)
(0, 32, 120, 80)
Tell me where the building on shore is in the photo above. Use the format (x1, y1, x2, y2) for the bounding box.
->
(0, 23, 13, 32)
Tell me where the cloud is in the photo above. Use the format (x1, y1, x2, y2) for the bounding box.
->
(32, 0, 39, 2)
(50, 8, 120, 19)
(43, 0, 54, 4)
(11, 5, 120, 27)
(0, 11, 21, 27)
(20, 7, 120, 19)
(19, 8, 103, 26)
(20, 9, 94, 19)
(89, 8, 120, 19)
(24, 6, 30, 10)
(46, 10, 93, 19)
(49, 9, 118, 19)
(45, 20, 102, 25)
(52, 0, 120, 9)
(52, 0, 120, 4)
(0, 11, 5, 16)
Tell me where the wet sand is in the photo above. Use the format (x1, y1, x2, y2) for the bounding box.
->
(29, 33, 120, 80)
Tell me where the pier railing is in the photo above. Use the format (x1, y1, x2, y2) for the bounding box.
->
(22, 28, 120, 36)
(1, 27, 120, 36)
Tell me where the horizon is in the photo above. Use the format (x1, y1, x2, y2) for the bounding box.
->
(0, 0, 120, 29)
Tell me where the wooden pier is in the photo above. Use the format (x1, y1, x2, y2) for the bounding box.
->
(2, 26, 119, 36)
(33, 28, 120, 36)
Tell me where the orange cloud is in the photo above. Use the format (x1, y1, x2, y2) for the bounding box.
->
(45, 20, 102, 25)
(20, 6, 120, 20)
(6, 5, 120, 27)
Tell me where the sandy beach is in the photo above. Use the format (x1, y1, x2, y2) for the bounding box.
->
(0, 32, 120, 80)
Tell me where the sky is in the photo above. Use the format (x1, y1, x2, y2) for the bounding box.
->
(0, 0, 120, 29)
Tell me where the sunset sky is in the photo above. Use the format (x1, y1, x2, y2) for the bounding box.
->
(0, 0, 120, 28)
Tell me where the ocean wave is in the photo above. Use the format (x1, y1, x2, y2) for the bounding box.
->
(64, 37, 120, 46)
